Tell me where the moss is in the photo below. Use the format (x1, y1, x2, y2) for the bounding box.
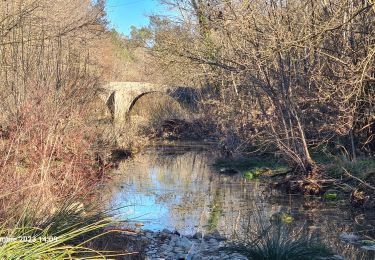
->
(361, 240, 375, 246)
(270, 212, 294, 224)
(282, 214, 294, 224)
(244, 168, 265, 180)
(214, 156, 289, 179)
(323, 192, 338, 201)
(243, 172, 254, 180)
(207, 189, 223, 232)
(207, 205, 222, 232)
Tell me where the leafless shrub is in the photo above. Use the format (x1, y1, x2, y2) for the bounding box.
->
(150, 0, 375, 174)
(0, 0, 109, 216)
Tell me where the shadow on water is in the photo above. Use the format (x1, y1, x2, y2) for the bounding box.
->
(101, 142, 375, 259)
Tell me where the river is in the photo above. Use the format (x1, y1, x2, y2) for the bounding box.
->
(101, 142, 375, 259)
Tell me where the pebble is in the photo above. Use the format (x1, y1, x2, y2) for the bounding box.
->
(177, 237, 193, 248)
(361, 245, 375, 251)
(193, 232, 202, 239)
(339, 232, 359, 243)
(139, 230, 248, 260)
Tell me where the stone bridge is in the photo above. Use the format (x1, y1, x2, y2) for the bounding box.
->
(100, 82, 168, 123)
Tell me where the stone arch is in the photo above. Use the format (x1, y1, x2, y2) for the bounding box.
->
(127, 91, 186, 124)
(100, 82, 173, 124)
(127, 91, 159, 113)
(106, 91, 116, 120)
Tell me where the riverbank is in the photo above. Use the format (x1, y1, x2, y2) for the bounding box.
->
(211, 152, 375, 209)
(103, 227, 348, 260)
(125, 229, 247, 260)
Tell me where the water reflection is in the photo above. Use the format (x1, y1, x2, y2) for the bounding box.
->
(103, 143, 375, 259)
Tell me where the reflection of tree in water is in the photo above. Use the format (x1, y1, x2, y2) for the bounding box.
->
(147, 149, 269, 236)
(152, 149, 223, 233)
(207, 188, 223, 232)
(300, 203, 375, 259)
(101, 145, 375, 258)
(239, 199, 375, 259)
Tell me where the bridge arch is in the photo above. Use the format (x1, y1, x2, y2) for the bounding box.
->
(100, 82, 163, 123)
(127, 91, 159, 113)
(100, 82, 188, 124)
(106, 91, 116, 120)
(127, 91, 185, 123)
(99, 82, 194, 125)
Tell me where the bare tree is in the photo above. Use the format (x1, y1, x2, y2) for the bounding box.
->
(150, 0, 375, 174)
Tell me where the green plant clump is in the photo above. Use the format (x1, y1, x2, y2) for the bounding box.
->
(323, 192, 338, 201)
(229, 215, 334, 260)
(361, 240, 375, 246)
(244, 168, 264, 180)
(0, 202, 126, 259)
(214, 157, 289, 180)
(270, 212, 294, 224)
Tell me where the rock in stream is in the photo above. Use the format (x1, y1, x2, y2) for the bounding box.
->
(139, 230, 247, 260)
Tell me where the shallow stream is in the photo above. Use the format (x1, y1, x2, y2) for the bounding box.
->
(102, 142, 375, 259)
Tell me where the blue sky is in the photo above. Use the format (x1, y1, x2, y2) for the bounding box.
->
(105, 0, 166, 35)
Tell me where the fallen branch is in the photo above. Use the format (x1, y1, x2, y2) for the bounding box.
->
(342, 167, 375, 192)
(270, 170, 292, 178)
(289, 179, 338, 185)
